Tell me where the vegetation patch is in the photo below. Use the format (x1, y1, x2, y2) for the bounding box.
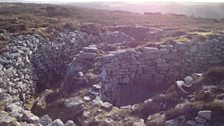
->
(176, 36, 191, 43)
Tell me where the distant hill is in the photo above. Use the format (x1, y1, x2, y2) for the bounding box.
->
(70, 2, 224, 20)
(1, 1, 224, 19)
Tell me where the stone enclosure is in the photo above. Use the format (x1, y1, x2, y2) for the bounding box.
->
(99, 37, 224, 106)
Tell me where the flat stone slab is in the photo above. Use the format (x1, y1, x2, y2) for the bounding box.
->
(83, 45, 98, 53)
(198, 110, 212, 120)
(101, 102, 113, 111)
(64, 97, 84, 109)
(79, 51, 97, 59)
(143, 47, 159, 54)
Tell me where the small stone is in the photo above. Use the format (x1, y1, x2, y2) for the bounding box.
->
(48, 119, 64, 126)
(184, 76, 194, 85)
(192, 73, 202, 80)
(78, 71, 84, 77)
(92, 97, 103, 106)
(83, 110, 90, 119)
(176, 81, 188, 94)
(83, 96, 91, 101)
(101, 102, 113, 111)
(38, 115, 52, 126)
(195, 116, 207, 124)
(92, 84, 101, 91)
(144, 99, 152, 104)
(198, 110, 212, 120)
(22, 110, 39, 123)
(64, 120, 76, 126)
(176, 81, 185, 87)
(131, 104, 140, 111)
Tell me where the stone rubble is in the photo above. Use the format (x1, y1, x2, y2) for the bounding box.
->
(164, 110, 212, 126)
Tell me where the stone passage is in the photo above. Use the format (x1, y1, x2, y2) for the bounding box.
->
(99, 37, 224, 106)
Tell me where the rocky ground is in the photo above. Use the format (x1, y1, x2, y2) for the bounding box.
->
(1, 2, 224, 126)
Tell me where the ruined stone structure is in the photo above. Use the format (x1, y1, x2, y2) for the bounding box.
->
(99, 37, 224, 106)
(0, 30, 98, 101)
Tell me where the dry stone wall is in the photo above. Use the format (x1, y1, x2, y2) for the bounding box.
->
(32, 30, 97, 91)
(99, 37, 224, 106)
(0, 30, 98, 102)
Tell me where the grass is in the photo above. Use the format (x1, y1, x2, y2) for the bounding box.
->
(176, 36, 190, 43)
(202, 67, 224, 85)
(190, 31, 219, 36)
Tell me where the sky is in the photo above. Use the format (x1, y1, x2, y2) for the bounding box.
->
(8, 0, 224, 3)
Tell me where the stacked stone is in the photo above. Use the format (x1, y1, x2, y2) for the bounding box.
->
(0, 88, 77, 126)
(0, 30, 98, 103)
(32, 30, 98, 90)
(99, 37, 224, 106)
(165, 110, 212, 126)
(0, 34, 41, 102)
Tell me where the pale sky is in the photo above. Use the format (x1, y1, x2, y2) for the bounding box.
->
(21, 0, 224, 3)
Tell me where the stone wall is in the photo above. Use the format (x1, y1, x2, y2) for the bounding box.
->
(31, 30, 97, 91)
(0, 30, 98, 102)
(99, 37, 224, 106)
